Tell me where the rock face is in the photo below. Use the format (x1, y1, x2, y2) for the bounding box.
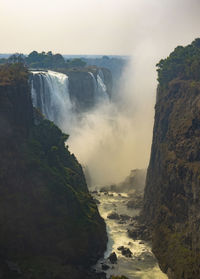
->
(142, 39, 200, 278)
(0, 63, 107, 279)
(64, 67, 112, 111)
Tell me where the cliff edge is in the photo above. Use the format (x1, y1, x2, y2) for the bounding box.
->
(0, 63, 107, 279)
(142, 39, 200, 278)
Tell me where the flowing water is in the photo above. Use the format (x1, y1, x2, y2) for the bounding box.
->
(92, 191, 167, 279)
(31, 70, 73, 127)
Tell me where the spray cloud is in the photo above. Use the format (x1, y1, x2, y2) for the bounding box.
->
(64, 0, 200, 187)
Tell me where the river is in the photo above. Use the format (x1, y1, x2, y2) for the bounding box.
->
(91, 191, 167, 279)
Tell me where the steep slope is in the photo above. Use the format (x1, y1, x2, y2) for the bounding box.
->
(142, 39, 200, 279)
(0, 63, 107, 279)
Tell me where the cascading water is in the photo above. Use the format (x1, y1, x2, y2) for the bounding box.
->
(97, 69, 108, 99)
(31, 70, 73, 128)
(31, 70, 109, 129)
(89, 71, 109, 103)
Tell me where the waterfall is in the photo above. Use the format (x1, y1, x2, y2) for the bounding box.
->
(31, 70, 109, 126)
(97, 69, 108, 99)
(88, 72, 98, 100)
(31, 70, 73, 127)
(89, 71, 109, 103)
(30, 69, 113, 187)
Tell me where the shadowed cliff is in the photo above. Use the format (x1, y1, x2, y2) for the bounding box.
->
(142, 39, 200, 279)
(0, 63, 107, 279)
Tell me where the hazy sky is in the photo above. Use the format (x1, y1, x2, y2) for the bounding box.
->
(1, 0, 200, 55)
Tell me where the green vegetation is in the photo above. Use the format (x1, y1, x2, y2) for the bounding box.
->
(143, 38, 200, 278)
(0, 64, 107, 278)
(66, 57, 87, 68)
(0, 62, 28, 85)
(0, 51, 87, 69)
(153, 224, 200, 278)
(26, 51, 65, 68)
(157, 38, 200, 87)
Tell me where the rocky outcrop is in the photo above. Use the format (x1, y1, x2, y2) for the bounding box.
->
(67, 70, 97, 110)
(63, 66, 112, 111)
(0, 63, 107, 279)
(117, 246, 132, 258)
(142, 39, 200, 278)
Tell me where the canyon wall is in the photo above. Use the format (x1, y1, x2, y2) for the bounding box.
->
(0, 63, 107, 279)
(142, 39, 200, 279)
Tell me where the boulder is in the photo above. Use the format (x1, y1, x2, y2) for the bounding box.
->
(108, 252, 117, 264)
(101, 264, 110, 271)
(107, 212, 120, 220)
(117, 246, 132, 258)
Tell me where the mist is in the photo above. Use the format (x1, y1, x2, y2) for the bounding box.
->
(57, 0, 200, 187)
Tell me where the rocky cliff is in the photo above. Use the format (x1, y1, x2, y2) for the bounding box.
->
(142, 39, 200, 278)
(63, 66, 112, 111)
(0, 63, 107, 279)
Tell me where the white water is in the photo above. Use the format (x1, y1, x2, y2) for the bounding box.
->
(93, 191, 167, 279)
(88, 71, 109, 103)
(31, 69, 109, 133)
(31, 70, 73, 128)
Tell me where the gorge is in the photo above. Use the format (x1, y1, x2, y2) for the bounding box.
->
(28, 57, 166, 278)
(1, 38, 200, 279)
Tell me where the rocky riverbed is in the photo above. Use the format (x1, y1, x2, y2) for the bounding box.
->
(91, 190, 167, 279)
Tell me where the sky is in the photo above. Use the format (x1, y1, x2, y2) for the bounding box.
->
(1, 0, 200, 55)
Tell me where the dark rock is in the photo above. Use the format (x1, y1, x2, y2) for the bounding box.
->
(108, 252, 117, 264)
(0, 64, 108, 279)
(122, 248, 132, 258)
(64, 68, 112, 112)
(107, 212, 120, 220)
(94, 198, 101, 205)
(91, 190, 98, 194)
(5, 260, 21, 273)
(119, 214, 131, 221)
(128, 225, 151, 241)
(117, 246, 125, 251)
(118, 220, 126, 224)
(101, 264, 110, 271)
(100, 186, 108, 192)
(141, 39, 200, 278)
(117, 246, 132, 258)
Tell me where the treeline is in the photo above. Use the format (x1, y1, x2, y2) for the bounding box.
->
(0, 63, 28, 86)
(0, 51, 87, 69)
(157, 38, 200, 88)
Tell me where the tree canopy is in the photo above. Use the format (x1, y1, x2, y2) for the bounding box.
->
(157, 38, 200, 88)
(0, 51, 87, 70)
